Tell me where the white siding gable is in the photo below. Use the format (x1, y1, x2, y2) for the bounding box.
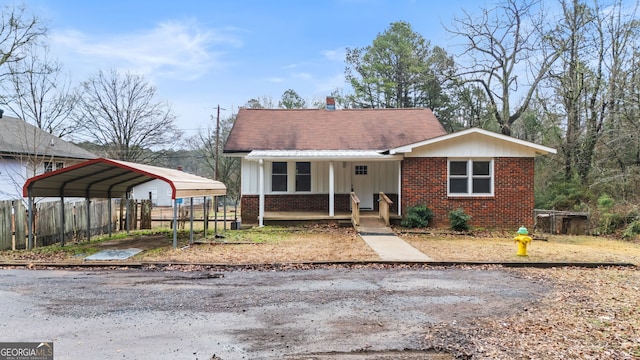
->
(393, 128, 556, 158)
(404, 132, 541, 158)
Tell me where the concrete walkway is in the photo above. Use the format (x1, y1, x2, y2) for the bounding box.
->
(358, 217, 433, 261)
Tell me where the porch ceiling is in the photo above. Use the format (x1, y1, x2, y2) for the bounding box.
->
(245, 150, 402, 161)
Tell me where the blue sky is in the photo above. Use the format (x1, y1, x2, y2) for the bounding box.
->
(22, 0, 482, 140)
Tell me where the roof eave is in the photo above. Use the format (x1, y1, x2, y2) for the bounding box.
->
(244, 150, 403, 161)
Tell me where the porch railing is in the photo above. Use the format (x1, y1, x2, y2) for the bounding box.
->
(378, 192, 393, 226)
(350, 192, 360, 227)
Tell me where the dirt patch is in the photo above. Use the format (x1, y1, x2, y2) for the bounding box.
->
(93, 234, 171, 251)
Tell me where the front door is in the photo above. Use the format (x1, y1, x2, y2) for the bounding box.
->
(352, 163, 374, 209)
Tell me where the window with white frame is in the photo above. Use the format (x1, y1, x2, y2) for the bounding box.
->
(271, 162, 288, 192)
(43, 161, 64, 173)
(295, 162, 311, 191)
(448, 159, 493, 196)
(354, 165, 368, 175)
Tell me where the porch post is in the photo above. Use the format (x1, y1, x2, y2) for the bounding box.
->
(258, 159, 265, 227)
(397, 161, 402, 216)
(329, 161, 335, 217)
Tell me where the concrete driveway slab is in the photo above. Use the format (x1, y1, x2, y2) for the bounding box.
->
(84, 248, 142, 260)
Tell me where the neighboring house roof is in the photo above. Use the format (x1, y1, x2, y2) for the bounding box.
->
(391, 127, 557, 156)
(224, 108, 447, 153)
(0, 115, 96, 159)
(23, 158, 227, 199)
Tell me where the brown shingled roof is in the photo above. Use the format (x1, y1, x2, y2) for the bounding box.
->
(223, 108, 447, 152)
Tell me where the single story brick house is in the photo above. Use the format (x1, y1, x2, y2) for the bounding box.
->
(223, 107, 555, 229)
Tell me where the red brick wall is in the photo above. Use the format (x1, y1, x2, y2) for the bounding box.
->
(401, 157, 534, 229)
(240, 194, 351, 223)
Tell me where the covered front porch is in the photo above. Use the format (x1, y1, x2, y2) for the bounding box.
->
(240, 150, 403, 227)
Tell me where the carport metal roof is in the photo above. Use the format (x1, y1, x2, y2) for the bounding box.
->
(23, 157, 226, 199)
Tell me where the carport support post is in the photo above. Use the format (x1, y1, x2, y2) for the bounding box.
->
(125, 195, 130, 234)
(189, 197, 194, 245)
(86, 198, 91, 242)
(27, 189, 33, 250)
(214, 196, 218, 234)
(108, 197, 112, 237)
(203, 196, 208, 236)
(172, 198, 178, 249)
(60, 196, 66, 246)
(223, 196, 227, 230)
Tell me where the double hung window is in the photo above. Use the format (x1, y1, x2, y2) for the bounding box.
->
(448, 159, 492, 196)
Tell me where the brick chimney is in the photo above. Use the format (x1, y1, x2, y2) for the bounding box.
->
(326, 96, 336, 110)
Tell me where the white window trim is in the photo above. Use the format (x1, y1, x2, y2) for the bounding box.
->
(268, 161, 313, 194)
(447, 158, 494, 197)
(294, 161, 312, 193)
(270, 161, 288, 193)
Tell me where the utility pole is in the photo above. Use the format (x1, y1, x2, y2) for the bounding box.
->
(215, 104, 220, 181)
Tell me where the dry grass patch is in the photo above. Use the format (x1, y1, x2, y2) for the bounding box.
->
(138, 226, 380, 264)
(401, 233, 640, 264)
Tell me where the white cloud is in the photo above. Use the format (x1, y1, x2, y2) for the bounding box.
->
(292, 72, 312, 80)
(321, 47, 345, 61)
(49, 19, 242, 81)
(314, 73, 348, 93)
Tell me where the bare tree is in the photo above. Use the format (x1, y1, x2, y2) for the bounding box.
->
(0, 4, 46, 80)
(448, 0, 565, 135)
(1, 45, 78, 138)
(74, 69, 181, 162)
(191, 111, 240, 201)
(546, 0, 639, 184)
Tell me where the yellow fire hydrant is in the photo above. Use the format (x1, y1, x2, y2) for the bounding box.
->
(514, 226, 532, 256)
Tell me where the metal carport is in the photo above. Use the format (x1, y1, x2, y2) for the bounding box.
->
(22, 158, 227, 249)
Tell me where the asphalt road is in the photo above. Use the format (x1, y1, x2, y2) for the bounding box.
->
(0, 266, 548, 359)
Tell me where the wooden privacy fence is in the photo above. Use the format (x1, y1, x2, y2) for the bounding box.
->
(0, 200, 27, 250)
(35, 199, 114, 247)
(0, 199, 114, 250)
